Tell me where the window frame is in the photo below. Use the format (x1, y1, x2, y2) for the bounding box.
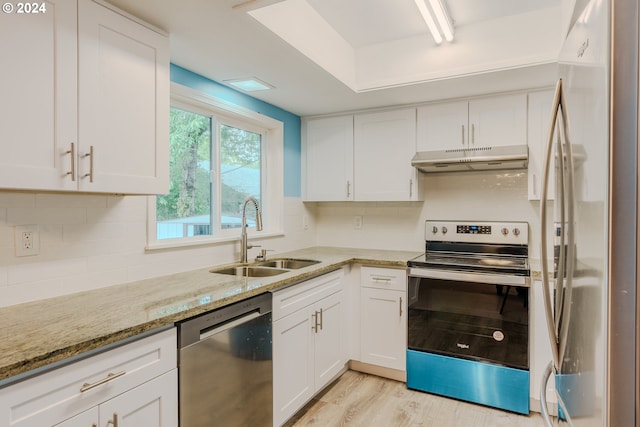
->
(146, 83, 284, 250)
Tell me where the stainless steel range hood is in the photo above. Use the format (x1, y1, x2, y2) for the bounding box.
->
(411, 145, 528, 173)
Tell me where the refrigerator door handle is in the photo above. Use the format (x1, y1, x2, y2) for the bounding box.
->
(540, 79, 563, 371)
(557, 85, 577, 369)
(540, 362, 555, 427)
(540, 78, 578, 373)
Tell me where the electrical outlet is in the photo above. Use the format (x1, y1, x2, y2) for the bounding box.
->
(354, 215, 363, 230)
(15, 225, 39, 257)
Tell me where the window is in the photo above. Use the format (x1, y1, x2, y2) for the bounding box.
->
(148, 83, 283, 248)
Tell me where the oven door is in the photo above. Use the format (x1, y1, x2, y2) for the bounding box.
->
(407, 268, 529, 370)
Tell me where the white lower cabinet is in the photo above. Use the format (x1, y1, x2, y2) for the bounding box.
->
(53, 370, 176, 427)
(0, 328, 177, 427)
(360, 267, 407, 372)
(272, 269, 348, 427)
(53, 408, 98, 427)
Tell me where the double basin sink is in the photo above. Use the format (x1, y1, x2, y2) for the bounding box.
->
(210, 258, 321, 277)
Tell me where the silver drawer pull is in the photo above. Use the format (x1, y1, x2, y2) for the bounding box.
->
(372, 276, 392, 282)
(80, 371, 126, 392)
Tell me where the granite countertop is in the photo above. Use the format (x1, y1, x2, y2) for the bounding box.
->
(0, 246, 420, 384)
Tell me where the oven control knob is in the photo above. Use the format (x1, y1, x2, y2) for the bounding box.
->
(501, 227, 509, 236)
(513, 228, 520, 236)
(442, 226, 448, 234)
(432, 226, 438, 234)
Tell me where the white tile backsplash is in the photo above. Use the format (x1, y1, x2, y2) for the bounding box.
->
(0, 193, 315, 307)
(315, 170, 542, 254)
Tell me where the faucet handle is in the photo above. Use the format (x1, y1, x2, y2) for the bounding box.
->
(255, 249, 273, 261)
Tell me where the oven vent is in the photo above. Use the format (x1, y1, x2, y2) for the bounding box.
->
(411, 144, 528, 173)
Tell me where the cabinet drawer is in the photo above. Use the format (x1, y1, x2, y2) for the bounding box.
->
(360, 266, 406, 291)
(272, 269, 344, 321)
(0, 328, 176, 427)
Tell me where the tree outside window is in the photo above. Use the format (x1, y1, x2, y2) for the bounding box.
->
(156, 107, 262, 240)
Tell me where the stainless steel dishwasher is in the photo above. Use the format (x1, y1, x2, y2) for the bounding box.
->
(178, 293, 273, 427)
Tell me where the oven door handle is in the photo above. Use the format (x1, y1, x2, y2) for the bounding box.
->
(408, 268, 530, 287)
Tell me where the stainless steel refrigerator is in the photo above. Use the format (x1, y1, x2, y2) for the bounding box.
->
(538, 0, 638, 425)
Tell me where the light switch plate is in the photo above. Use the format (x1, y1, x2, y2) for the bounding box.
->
(15, 224, 40, 257)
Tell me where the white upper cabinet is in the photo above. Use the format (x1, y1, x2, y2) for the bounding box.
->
(0, 0, 169, 194)
(468, 94, 527, 148)
(0, 0, 78, 191)
(527, 90, 556, 200)
(354, 109, 421, 201)
(78, 0, 169, 194)
(417, 93, 527, 151)
(416, 101, 468, 152)
(303, 115, 354, 201)
(304, 109, 421, 202)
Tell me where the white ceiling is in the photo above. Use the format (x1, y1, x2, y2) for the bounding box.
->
(105, 0, 562, 117)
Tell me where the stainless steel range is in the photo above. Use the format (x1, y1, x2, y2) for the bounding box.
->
(406, 220, 530, 414)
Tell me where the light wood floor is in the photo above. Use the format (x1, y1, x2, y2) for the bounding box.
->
(286, 370, 545, 427)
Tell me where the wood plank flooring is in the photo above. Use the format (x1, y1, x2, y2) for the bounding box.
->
(286, 370, 545, 427)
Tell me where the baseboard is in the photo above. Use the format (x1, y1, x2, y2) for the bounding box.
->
(530, 397, 558, 416)
(349, 360, 406, 382)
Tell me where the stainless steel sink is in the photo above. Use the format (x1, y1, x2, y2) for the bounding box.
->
(209, 266, 289, 277)
(253, 258, 321, 269)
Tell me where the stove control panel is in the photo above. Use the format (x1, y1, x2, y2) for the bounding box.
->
(425, 220, 528, 245)
(457, 225, 492, 234)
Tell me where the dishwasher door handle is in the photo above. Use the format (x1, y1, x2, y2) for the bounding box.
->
(199, 311, 262, 341)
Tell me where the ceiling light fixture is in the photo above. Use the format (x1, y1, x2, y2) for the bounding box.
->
(414, 0, 454, 45)
(224, 77, 274, 92)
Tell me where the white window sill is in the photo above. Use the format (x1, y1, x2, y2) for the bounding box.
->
(145, 230, 285, 252)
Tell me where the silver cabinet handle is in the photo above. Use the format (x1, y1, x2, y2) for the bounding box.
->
(346, 180, 351, 198)
(399, 297, 403, 317)
(80, 371, 125, 392)
(471, 123, 475, 144)
(319, 308, 323, 331)
(311, 311, 318, 333)
(65, 142, 76, 181)
(461, 125, 465, 146)
(82, 145, 94, 182)
(409, 179, 413, 198)
(107, 413, 118, 427)
(372, 276, 392, 282)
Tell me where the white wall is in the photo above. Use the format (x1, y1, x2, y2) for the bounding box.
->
(312, 170, 543, 256)
(0, 192, 316, 307)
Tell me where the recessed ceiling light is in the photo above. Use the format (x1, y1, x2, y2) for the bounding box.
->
(224, 77, 274, 92)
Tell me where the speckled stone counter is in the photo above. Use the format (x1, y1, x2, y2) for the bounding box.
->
(0, 247, 419, 384)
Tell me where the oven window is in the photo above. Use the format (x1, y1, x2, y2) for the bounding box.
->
(408, 277, 529, 370)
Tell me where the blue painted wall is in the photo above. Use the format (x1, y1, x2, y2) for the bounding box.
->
(170, 64, 302, 198)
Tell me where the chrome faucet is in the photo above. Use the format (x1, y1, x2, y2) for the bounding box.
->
(240, 196, 263, 263)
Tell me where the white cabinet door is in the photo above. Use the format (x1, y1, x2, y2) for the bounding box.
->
(272, 270, 347, 426)
(78, 0, 169, 194)
(468, 94, 527, 148)
(54, 408, 98, 427)
(313, 290, 347, 388)
(99, 370, 178, 427)
(417, 94, 527, 152)
(273, 306, 315, 427)
(0, 0, 78, 191)
(417, 101, 468, 152)
(527, 90, 556, 200)
(354, 109, 420, 201)
(361, 287, 407, 371)
(304, 116, 354, 201)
